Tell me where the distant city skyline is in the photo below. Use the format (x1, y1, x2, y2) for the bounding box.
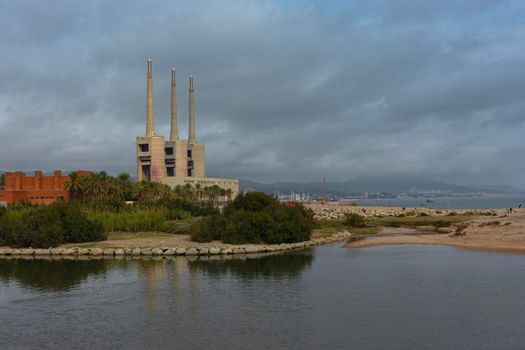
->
(1, 0, 524, 187)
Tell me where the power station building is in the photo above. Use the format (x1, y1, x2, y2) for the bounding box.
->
(136, 58, 239, 196)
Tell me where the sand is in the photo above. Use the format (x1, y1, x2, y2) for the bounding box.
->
(346, 212, 525, 253)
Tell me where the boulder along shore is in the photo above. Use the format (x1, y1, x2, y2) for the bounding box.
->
(0, 231, 351, 258)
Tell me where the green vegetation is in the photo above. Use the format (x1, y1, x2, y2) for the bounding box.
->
(343, 213, 367, 228)
(63, 171, 221, 234)
(0, 202, 106, 248)
(190, 192, 315, 244)
(315, 212, 479, 237)
(478, 221, 501, 227)
(367, 214, 475, 229)
(1, 173, 319, 247)
(314, 214, 379, 237)
(0, 171, 226, 247)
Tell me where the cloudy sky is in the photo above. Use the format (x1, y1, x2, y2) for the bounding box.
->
(1, 0, 524, 187)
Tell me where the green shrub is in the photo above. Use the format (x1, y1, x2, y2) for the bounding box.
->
(478, 220, 500, 227)
(447, 211, 458, 216)
(0, 202, 105, 248)
(418, 212, 429, 217)
(343, 213, 366, 228)
(190, 192, 314, 244)
(434, 220, 451, 228)
(190, 215, 225, 242)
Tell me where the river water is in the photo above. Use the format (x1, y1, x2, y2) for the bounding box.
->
(1, 244, 525, 349)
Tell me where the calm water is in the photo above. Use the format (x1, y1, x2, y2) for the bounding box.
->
(1, 244, 525, 349)
(357, 196, 525, 209)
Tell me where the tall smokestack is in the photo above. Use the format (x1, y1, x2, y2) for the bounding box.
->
(188, 74, 196, 144)
(170, 68, 178, 141)
(146, 58, 155, 137)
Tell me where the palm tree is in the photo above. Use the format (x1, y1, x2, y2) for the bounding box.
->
(225, 189, 233, 202)
(114, 172, 133, 200)
(65, 171, 85, 200)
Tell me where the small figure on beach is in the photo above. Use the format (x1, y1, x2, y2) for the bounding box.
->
(519, 203, 522, 209)
(509, 208, 513, 214)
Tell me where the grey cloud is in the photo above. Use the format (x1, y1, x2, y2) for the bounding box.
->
(0, 0, 524, 187)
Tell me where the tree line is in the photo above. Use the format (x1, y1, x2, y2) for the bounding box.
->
(65, 171, 233, 205)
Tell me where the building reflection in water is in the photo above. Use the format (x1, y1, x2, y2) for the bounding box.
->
(0, 250, 314, 309)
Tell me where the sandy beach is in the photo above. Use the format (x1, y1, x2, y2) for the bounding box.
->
(345, 212, 525, 253)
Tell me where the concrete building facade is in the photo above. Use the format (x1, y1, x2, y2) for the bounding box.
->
(0, 170, 92, 205)
(136, 58, 239, 196)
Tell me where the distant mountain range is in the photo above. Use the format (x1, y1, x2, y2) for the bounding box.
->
(240, 176, 525, 196)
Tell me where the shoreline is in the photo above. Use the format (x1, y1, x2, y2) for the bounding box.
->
(0, 231, 351, 258)
(345, 212, 525, 254)
(345, 235, 525, 254)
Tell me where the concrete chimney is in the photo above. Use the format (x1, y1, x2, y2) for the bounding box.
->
(188, 74, 196, 144)
(146, 58, 155, 137)
(170, 68, 178, 141)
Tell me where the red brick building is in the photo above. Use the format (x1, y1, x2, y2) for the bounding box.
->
(0, 170, 92, 205)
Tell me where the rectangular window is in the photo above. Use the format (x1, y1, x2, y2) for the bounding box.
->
(165, 147, 173, 155)
(187, 150, 192, 158)
(139, 144, 149, 152)
(167, 168, 175, 177)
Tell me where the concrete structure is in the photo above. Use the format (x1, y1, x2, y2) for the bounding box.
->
(0, 170, 92, 205)
(136, 58, 239, 196)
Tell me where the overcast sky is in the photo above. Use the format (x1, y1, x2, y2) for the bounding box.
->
(1, 0, 524, 187)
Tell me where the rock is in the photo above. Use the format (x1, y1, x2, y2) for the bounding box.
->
(61, 249, 76, 255)
(151, 248, 164, 255)
(232, 247, 245, 254)
(103, 249, 115, 256)
(20, 248, 35, 255)
(124, 248, 134, 255)
(175, 247, 187, 255)
(209, 247, 221, 255)
(140, 248, 152, 256)
(185, 247, 199, 255)
(77, 248, 89, 255)
(89, 248, 103, 256)
(265, 246, 275, 252)
(50, 248, 63, 255)
(34, 249, 50, 255)
(437, 227, 453, 234)
(220, 247, 232, 255)
(114, 249, 125, 255)
(197, 247, 209, 255)
(244, 246, 259, 254)
(131, 248, 142, 256)
(162, 248, 176, 256)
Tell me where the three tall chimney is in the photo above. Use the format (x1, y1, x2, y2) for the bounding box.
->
(145, 58, 197, 143)
(188, 74, 196, 144)
(145, 58, 155, 137)
(170, 68, 178, 141)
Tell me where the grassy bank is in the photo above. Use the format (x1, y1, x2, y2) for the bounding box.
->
(314, 212, 481, 237)
(367, 214, 478, 228)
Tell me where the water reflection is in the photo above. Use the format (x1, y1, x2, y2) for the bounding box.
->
(0, 258, 108, 292)
(0, 251, 313, 294)
(188, 250, 314, 279)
